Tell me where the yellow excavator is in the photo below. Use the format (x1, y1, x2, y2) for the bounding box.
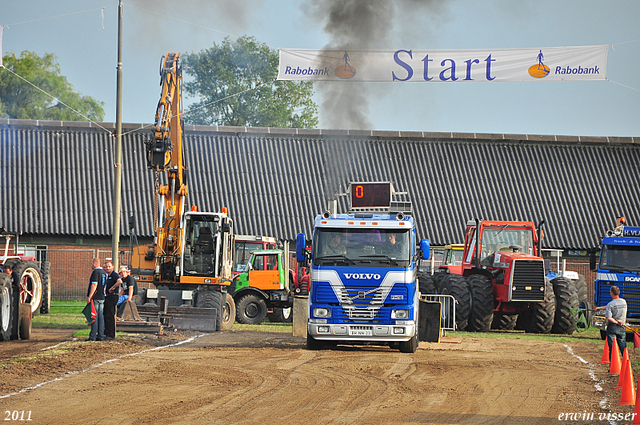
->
(130, 53, 236, 331)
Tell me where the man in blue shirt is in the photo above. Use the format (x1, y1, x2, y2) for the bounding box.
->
(87, 258, 107, 341)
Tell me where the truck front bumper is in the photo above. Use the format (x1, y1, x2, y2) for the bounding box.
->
(308, 321, 416, 342)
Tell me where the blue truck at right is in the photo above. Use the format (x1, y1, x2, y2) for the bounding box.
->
(592, 217, 640, 339)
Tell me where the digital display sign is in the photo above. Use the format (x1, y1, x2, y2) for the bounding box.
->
(350, 182, 392, 208)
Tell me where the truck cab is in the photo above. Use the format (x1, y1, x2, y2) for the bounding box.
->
(592, 219, 640, 328)
(298, 182, 430, 353)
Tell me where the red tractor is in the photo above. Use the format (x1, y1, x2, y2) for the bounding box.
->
(0, 230, 51, 341)
(433, 219, 577, 334)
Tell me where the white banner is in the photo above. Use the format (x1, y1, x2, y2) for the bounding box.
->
(278, 45, 609, 82)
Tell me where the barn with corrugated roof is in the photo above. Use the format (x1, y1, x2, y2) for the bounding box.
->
(2, 118, 638, 249)
(3, 118, 638, 299)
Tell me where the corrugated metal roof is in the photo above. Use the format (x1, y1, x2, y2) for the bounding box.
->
(1, 119, 638, 250)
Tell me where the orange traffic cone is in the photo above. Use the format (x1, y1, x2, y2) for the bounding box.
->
(633, 373, 640, 424)
(600, 339, 611, 364)
(610, 338, 622, 375)
(616, 348, 630, 389)
(618, 358, 636, 406)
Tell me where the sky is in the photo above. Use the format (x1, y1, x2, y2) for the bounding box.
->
(2, 0, 639, 137)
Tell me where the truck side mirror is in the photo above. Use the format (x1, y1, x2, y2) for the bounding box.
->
(420, 239, 430, 260)
(296, 233, 307, 262)
(589, 249, 597, 271)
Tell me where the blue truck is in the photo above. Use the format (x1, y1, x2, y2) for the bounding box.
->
(296, 182, 430, 353)
(592, 217, 640, 338)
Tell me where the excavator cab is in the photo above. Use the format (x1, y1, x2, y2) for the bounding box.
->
(182, 212, 233, 278)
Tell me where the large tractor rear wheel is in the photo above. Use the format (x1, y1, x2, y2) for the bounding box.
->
(575, 274, 588, 305)
(236, 294, 267, 325)
(467, 274, 494, 332)
(433, 272, 448, 293)
(417, 271, 436, 295)
(524, 279, 556, 334)
(441, 274, 471, 331)
(40, 261, 52, 314)
(12, 260, 43, 317)
(551, 277, 578, 334)
(0, 274, 13, 341)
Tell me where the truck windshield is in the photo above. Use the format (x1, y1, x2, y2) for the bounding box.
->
(480, 226, 535, 266)
(601, 245, 640, 272)
(313, 228, 410, 267)
(234, 241, 264, 273)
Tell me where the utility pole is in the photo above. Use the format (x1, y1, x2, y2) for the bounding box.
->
(112, 0, 124, 270)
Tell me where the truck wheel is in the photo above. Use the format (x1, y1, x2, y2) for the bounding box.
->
(13, 260, 43, 317)
(526, 279, 555, 334)
(236, 294, 267, 325)
(491, 312, 518, 330)
(551, 277, 578, 334)
(222, 293, 235, 330)
(306, 334, 324, 350)
(399, 334, 418, 353)
(0, 275, 13, 341)
(195, 287, 225, 331)
(19, 303, 32, 340)
(268, 307, 292, 323)
(441, 274, 471, 331)
(466, 274, 494, 332)
(40, 261, 52, 314)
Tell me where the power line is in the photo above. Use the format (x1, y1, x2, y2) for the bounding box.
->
(0, 65, 114, 135)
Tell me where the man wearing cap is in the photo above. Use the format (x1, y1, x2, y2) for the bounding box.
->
(117, 266, 137, 307)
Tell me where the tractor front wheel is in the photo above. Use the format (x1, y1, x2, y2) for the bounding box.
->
(551, 277, 578, 334)
(525, 279, 556, 334)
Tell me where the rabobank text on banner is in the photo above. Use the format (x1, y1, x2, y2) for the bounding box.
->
(277, 45, 609, 82)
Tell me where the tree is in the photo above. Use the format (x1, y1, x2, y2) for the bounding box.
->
(182, 36, 318, 128)
(0, 51, 105, 121)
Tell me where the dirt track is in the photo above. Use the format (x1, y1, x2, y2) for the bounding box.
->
(0, 328, 635, 424)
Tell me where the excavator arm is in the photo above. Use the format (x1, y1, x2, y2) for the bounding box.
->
(144, 52, 188, 281)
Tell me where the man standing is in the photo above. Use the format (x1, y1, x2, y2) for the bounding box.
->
(595, 285, 628, 358)
(87, 258, 107, 341)
(103, 260, 120, 341)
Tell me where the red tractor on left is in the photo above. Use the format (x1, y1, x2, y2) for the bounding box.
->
(0, 230, 51, 341)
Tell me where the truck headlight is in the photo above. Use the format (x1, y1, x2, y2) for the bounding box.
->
(313, 308, 331, 318)
(391, 309, 409, 319)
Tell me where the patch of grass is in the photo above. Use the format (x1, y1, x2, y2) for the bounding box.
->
(448, 326, 606, 344)
(232, 322, 293, 333)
